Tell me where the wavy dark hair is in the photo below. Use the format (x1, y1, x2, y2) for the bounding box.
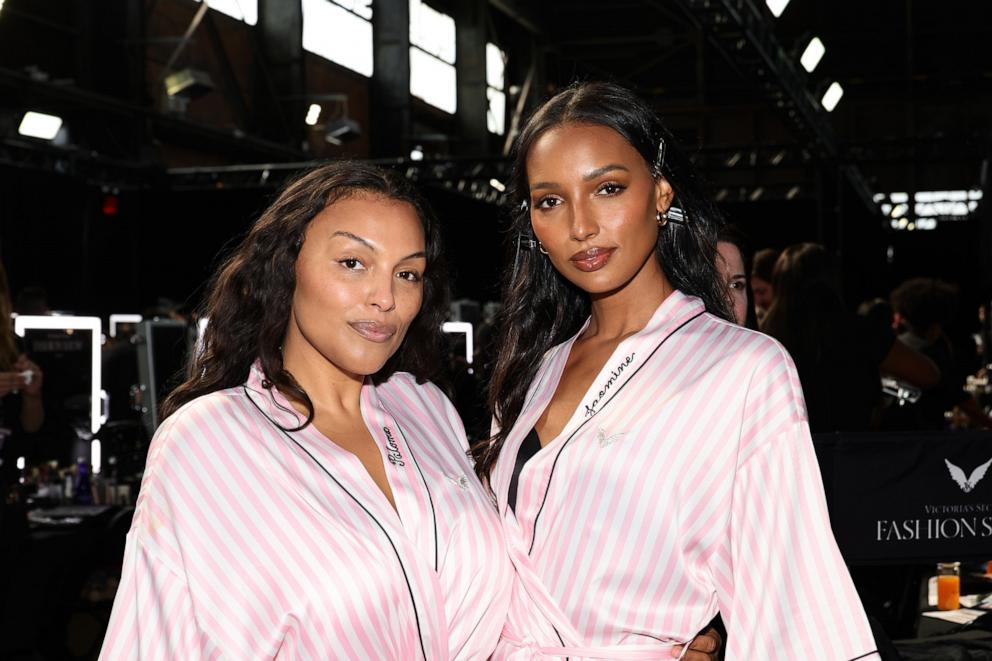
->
(161, 162, 449, 428)
(760, 242, 846, 364)
(890, 277, 959, 336)
(0, 261, 17, 370)
(473, 81, 732, 478)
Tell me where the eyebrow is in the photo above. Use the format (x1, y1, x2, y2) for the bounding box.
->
(583, 163, 629, 181)
(529, 164, 630, 192)
(331, 231, 426, 261)
(332, 231, 374, 250)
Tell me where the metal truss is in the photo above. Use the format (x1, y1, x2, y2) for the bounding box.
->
(0, 138, 158, 190)
(672, 0, 879, 213)
(166, 156, 513, 205)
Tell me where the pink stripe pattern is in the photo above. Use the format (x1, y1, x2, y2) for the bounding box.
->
(491, 290, 880, 660)
(100, 362, 512, 660)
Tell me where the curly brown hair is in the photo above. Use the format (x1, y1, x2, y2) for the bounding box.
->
(161, 162, 449, 429)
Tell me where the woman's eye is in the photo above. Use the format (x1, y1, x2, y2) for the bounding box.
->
(398, 271, 422, 283)
(534, 196, 561, 210)
(729, 280, 745, 291)
(338, 258, 365, 270)
(597, 182, 626, 196)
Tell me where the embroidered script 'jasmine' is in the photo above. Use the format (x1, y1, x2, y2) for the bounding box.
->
(584, 353, 635, 417)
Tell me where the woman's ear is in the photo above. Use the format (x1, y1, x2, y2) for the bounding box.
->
(654, 176, 675, 215)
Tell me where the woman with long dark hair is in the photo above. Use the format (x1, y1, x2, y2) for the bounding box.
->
(475, 82, 879, 659)
(761, 243, 940, 433)
(100, 163, 513, 659)
(0, 261, 44, 492)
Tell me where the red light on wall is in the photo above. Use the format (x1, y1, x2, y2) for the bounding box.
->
(101, 194, 119, 216)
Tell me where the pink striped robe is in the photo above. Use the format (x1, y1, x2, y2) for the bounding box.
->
(491, 291, 880, 660)
(100, 363, 511, 660)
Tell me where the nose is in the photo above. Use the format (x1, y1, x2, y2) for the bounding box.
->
(569, 199, 599, 242)
(368, 271, 396, 313)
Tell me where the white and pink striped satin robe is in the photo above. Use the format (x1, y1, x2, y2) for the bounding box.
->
(491, 290, 880, 660)
(100, 362, 511, 660)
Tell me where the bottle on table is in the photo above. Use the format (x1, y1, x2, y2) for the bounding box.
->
(937, 561, 961, 610)
(73, 457, 93, 505)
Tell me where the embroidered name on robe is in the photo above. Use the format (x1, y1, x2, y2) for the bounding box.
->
(383, 426, 405, 466)
(584, 353, 635, 417)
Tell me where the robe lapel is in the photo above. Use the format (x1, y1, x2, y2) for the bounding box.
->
(493, 328, 585, 516)
(360, 383, 439, 570)
(243, 364, 448, 660)
(501, 292, 707, 551)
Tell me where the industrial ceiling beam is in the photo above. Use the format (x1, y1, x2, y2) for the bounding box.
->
(672, 0, 879, 214)
(0, 67, 306, 162)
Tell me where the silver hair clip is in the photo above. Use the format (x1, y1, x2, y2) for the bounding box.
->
(652, 138, 667, 177)
(666, 206, 687, 225)
(511, 232, 537, 282)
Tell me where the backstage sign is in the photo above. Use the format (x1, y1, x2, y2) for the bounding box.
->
(813, 431, 992, 563)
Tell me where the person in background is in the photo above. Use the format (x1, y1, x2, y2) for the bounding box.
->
(716, 224, 756, 328)
(0, 260, 44, 591)
(761, 243, 939, 433)
(749, 247, 778, 324)
(0, 261, 45, 479)
(889, 277, 992, 430)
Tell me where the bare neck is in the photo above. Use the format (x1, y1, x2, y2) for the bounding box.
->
(281, 337, 365, 421)
(585, 256, 674, 341)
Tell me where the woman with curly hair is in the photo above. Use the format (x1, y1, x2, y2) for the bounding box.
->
(100, 162, 513, 660)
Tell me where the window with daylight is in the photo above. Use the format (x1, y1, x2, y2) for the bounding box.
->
(303, 0, 374, 77)
(409, 0, 457, 113)
(194, 0, 257, 26)
(486, 43, 506, 134)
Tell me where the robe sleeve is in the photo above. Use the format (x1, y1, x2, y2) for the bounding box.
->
(717, 341, 881, 660)
(99, 531, 206, 660)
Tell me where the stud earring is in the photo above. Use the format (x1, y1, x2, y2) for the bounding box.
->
(656, 210, 668, 228)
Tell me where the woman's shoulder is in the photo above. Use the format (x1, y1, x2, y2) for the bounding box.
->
(146, 387, 258, 467)
(160, 386, 252, 432)
(696, 312, 796, 369)
(376, 371, 454, 411)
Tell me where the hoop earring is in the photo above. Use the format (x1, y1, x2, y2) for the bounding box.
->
(538, 241, 549, 255)
(656, 210, 668, 228)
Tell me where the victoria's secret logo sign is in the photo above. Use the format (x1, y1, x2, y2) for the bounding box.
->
(945, 456, 992, 493)
(875, 455, 992, 542)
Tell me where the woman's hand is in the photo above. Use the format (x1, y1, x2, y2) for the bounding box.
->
(13, 354, 43, 398)
(671, 626, 722, 660)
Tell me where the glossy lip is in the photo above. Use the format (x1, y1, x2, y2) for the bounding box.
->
(348, 321, 397, 343)
(569, 246, 616, 272)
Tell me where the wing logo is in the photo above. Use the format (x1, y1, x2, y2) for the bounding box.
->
(445, 474, 470, 490)
(944, 457, 992, 493)
(597, 428, 626, 448)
